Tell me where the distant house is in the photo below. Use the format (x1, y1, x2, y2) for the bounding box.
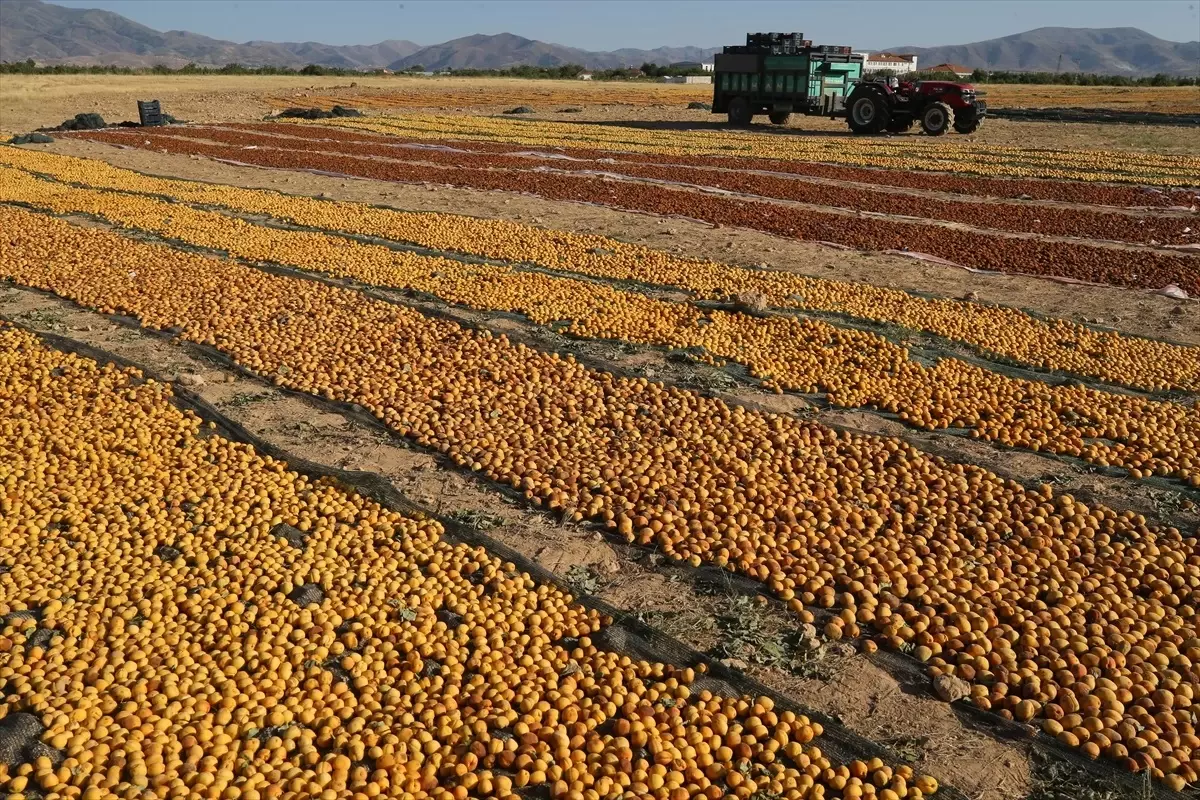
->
(856, 52, 918, 75)
(578, 72, 593, 80)
(663, 75, 712, 84)
(926, 63, 973, 78)
(701, 63, 714, 72)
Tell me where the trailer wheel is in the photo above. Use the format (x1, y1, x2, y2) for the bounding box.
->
(953, 111, 982, 134)
(920, 102, 952, 136)
(847, 93, 889, 134)
(769, 111, 791, 125)
(728, 97, 752, 126)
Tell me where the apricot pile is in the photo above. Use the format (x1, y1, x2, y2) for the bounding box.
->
(70, 128, 1200, 294)
(268, 82, 713, 111)
(1, 206, 1197, 788)
(120, 123, 1196, 246)
(6, 146, 1196, 393)
(288, 113, 1200, 186)
(3, 165, 1199, 489)
(228, 121, 1200, 209)
(3, 324, 933, 800)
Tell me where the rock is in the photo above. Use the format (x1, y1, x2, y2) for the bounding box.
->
(504, 106, 535, 115)
(962, 290, 980, 302)
(600, 560, 621, 575)
(933, 673, 971, 703)
(719, 657, 750, 671)
(556, 107, 583, 113)
(735, 292, 768, 313)
(686, 101, 712, 111)
(175, 373, 205, 388)
(827, 642, 856, 659)
(796, 623, 821, 650)
(641, 552, 664, 568)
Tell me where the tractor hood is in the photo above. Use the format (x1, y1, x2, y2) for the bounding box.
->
(917, 80, 976, 92)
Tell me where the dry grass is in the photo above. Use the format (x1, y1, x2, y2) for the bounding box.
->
(979, 83, 1200, 112)
(0, 74, 706, 129)
(5, 73, 1197, 134)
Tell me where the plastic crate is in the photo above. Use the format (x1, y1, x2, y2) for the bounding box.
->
(137, 100, 164, 127)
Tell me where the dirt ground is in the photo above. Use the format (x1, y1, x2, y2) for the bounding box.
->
(38, 136, 1200, 347)
(3, 73, 1198, 154)
(0, 283, 1035, 800)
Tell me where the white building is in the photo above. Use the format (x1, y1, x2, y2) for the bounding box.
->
(855, 52, 919, 75)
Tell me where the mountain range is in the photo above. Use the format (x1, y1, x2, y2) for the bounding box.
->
(0, 0, 717, 70)
(883, 27, 1199, 76)
(1, 0, 1196, 76)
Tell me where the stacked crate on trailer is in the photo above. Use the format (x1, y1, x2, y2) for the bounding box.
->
(713, 33, 864, 125)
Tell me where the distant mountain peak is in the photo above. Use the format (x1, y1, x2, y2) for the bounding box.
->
(385, 31, 718, 72)
(0, 0, 421, 68)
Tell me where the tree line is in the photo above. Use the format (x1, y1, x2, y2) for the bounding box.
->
(0, 59, 397, 76)
(4, 58, 1193, 85)
(865, 66, 1197, 86)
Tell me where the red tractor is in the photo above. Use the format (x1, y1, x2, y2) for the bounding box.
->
(844, 78, 986, 135)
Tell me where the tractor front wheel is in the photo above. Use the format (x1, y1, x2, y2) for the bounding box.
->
(920, 102, 952, 136)
(847, 93, 889, 134)
(728, 97, 752, 127)
(769, 111, 791, 125)
(953, 111, 982, 134)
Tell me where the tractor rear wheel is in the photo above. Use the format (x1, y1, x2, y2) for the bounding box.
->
(728, 97, 752, 127)
(953, 111, 982, 134)
(920, 101, 952, 136)
(769, 111, 791, 125)
(847, 93, 889, 134)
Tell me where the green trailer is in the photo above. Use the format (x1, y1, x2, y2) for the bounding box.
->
(712, 36, 864, 126)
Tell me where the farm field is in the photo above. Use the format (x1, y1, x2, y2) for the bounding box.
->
(5, 324, 934, 800)
(1, 72, 1198, 800)
(3, 74, 1199, 153)
(272, 83, 1200, 115)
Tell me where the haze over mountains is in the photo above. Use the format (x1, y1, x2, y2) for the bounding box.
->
(2, 0, 1196, 76)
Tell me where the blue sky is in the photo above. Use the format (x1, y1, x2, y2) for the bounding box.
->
(48, 0, 1200, 50)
